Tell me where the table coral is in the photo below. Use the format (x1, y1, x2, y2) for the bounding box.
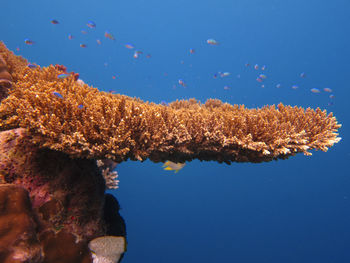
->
(0, 40, 342, 262)
(0, 41, 341, 164)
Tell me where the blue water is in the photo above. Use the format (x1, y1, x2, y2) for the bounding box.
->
(2, 0, 350, 262)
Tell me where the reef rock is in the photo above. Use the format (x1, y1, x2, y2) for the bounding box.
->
(0, 128, 126, 262)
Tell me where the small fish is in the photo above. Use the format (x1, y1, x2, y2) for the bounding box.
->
(292, 85, 299, 89)
(125, 44, 135, 49)
(87, 21, 96, 28)
(223, 86, 230, 90)
(254, 64, 259, 70)
(78, 104, 84, 109)
(161, 101, 169, 106)
(146, 54, 152, 58)
(104, 31, 115, 40)
(80, 44, 87, 48)
(68, 34, 74, 40)
(245, 63, 250, 67)
(300, 72, 306, 78)
(256, 77, 263, 83)
(276, 84, 281, 88)
(324, 87, 332, 92)
(58, 74, 70, 79)
(112, 75, 117, 79)
(261, 84, 265, 88)
(329, 94, 335, 99)
(207, 38, 219, 45)
(190, 48, 195, 54)
(259, 74, 267, 79)
(311, 88, 320, 93)
(27, 63, 38, 69)
(81, 30, 88, 34)
(52, 92, 63, 99)
(51, 19, 59, 24)
(133, 50, 142, 58)
(24, 38, 35, 45)
(220, 72, 230, 77)
(96, 39, 102, 45)
(261, 65, 266, 71)
(178, 79, 186, 87)
(162, 161, 186, 173)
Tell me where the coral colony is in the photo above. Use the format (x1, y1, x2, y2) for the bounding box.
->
(0, 41, 341, 262)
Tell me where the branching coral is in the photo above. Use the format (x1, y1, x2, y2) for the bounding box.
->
(0, 41, 341, 164)
(97, 159, 119, 189)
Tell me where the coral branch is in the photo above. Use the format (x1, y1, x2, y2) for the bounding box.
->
(0, 41, 341, 164)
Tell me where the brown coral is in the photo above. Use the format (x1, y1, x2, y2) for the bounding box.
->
(0, 41, 341, 164)
(0, 184, 43, 262)
(0, 128, 106, 241)
(0, 128, 126, 262)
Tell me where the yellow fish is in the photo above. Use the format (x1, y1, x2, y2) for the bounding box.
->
(162, 161, 186, 173)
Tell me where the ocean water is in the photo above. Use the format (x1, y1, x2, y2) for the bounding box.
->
(1, 0, 350, 262)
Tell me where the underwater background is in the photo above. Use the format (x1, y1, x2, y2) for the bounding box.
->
(1, 0, 349, 262)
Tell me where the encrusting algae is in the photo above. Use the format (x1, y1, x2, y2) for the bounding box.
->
(0, 41, 341, 164)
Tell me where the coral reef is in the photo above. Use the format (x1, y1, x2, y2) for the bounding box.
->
(0, 128, 106, 240)
(0, 54, 13, 101)
(97, 160, 120, 189)
(103, 194, 126, 237)
(0, 184, 42, 262)
(0, 42, 341, 164)
(0, 128, 126, 262)
(0, 40, 342, 262)
(88, 236, 126, 263)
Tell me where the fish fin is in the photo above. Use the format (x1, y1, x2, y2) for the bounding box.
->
(164, 167, 173, 171)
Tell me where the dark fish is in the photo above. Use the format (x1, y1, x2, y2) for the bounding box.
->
(207, 39, 219, 45)
(105, 31, 115, 40)
(58, 74, 69, 79)
(87, 21, 96, 28)
(53, 92, 63, 99)
(24, 39, 35, 45)
(27, 63, 38, 69)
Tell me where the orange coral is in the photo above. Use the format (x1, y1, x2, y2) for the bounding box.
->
(0, 41, 341, 164)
